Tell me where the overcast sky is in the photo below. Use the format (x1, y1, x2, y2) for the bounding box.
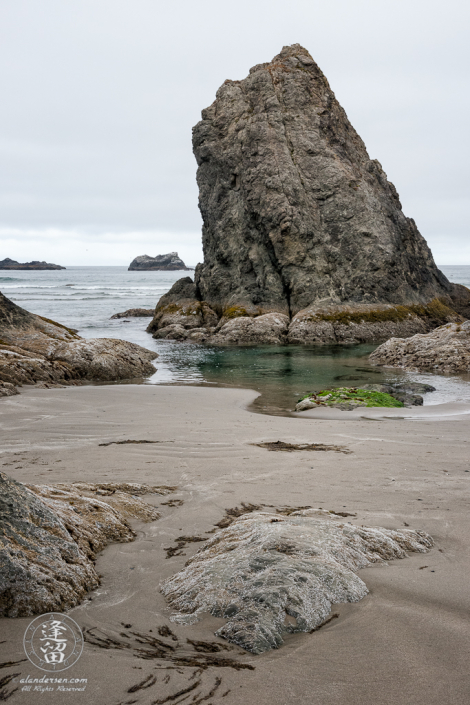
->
(1, 0, 469, 266)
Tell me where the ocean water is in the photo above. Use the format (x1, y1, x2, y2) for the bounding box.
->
(2, 265, 470, 413)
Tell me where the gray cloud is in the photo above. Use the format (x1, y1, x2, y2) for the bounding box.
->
(0, 0, 469, 265)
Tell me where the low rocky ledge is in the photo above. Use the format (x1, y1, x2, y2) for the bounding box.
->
(128, 252, 191, 271)
(0, 473, 174, 617)
(0, 257, 65, 270)
(147, 280, 465, 346)
(111, 308, 155, 319)
(369, 320, 470, 373)
(295, 383, 436, 411)
(0, 291, 157, 395)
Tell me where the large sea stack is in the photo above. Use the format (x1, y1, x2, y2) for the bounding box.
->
(148, 44, 470, 345)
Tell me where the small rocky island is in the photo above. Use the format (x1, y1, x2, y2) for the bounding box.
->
(0, 258, 65, 270)
(147, 44, 470, 345)
(128, 253, 191, 271)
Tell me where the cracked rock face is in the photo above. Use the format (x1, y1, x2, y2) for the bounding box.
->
(369, 320, 470, 373)
(161, 510, 432, 654)
(192, 44, 451, 317)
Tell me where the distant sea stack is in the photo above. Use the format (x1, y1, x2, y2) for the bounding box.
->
(148, 44, 470, 345)
(0, 258, 65, 270)
(128, 253, 191, 271)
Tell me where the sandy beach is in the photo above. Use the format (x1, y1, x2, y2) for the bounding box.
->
(0, 383, 469, 704)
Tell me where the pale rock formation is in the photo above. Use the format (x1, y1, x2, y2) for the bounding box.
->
(210, 312, 290, 345)
(162, 510, 432, 654)
(369, 321, 470, 373)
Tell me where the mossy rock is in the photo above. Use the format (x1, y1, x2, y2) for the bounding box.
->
(307, 298, 459, 326)
(223, 306, 258, 319)
(298, 387, 404, 409)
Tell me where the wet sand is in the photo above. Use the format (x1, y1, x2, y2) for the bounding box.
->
(1, 384, 469, 704)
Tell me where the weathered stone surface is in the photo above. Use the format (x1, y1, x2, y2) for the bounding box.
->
(111, 308, 155, 319)
(0, 475, 170, 617)
(369, 321, 470, 373)
(147, 293, 218, 339)
(192, 44, 453, 318)
(211, 312, 290, 345)
(0, 292, 157, 393)
(154, 44, 469, 346)
(286, 300, 459, 345)
(162, 510, 432, 654)
(0, 258, 65, 270)
(128, 252, 190, 271)
(0, 381, 19, 397)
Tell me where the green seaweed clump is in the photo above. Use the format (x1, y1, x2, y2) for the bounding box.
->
(298, 387, 404, 408)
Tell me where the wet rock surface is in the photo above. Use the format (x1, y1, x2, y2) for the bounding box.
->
(162, 510, 433, 654)
(0, 292, 157, 394)
(369, 321, 470, 373)
(0, 474, 169, 617)
(129, 252, 190, 271)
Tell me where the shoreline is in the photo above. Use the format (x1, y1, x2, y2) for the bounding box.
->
(1, 383, 469, 703)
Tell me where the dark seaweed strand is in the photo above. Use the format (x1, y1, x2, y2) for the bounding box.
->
(151, 679, 200, 704)
(127, 674, 157, 693)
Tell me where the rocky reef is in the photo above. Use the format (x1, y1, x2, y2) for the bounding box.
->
(0, 473, 173, 617)
(295, 382, 436, 411)
(0, 258, 65, 270)
(0, 291, 157, 396)
(129, 253, 191, 271)
(369, 321, 470, 373)
(147, 45, 469, 345)
(111, 308, 155, 319)
(162, 510, 432, 654)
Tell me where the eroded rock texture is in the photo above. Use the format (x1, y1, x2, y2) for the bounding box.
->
(0, 474, 171, 617)
(148, 44, 470, 344)
(193, 44, 451, 316)
(0, 292, 157, 394)
(162, 510, 432, 654)
(369, 320, 470, 373)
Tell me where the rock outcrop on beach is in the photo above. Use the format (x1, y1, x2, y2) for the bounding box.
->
(148, 44, 469, 345)
(0, 473, 173, 617)
(295, 382, 436, 411)
(111, 308, 155, 319)
(129, 253, 191, 271)
(369, 321, 470, 373)
(0, 258, 65, 270)
(162, 510, 432, 654)
(0, 291, 158, 394)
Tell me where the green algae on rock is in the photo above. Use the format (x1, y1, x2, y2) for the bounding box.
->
(295, 387, 404, 412)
